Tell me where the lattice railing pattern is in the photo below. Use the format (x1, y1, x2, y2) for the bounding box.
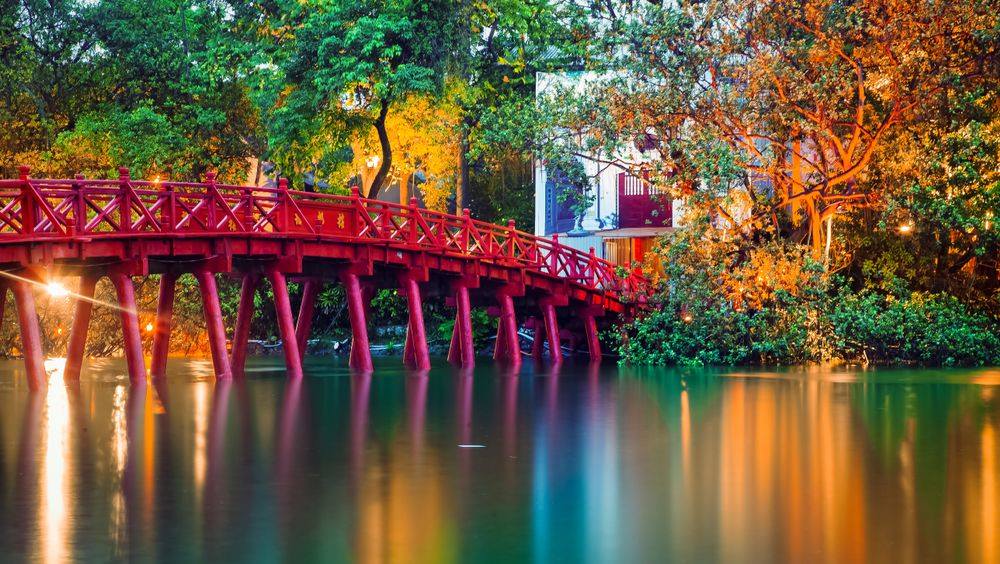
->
(0, 168, 647, 299)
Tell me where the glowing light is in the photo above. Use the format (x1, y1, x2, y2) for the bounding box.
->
(46, 281, 70, 297)
(898, 223, 914, 234)
(145, 322, 154, 333)
(682, 313, 694, 323)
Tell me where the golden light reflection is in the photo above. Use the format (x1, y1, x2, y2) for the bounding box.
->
(40, 360, 70, 564)
(109, 385, 127, 554)
(193, 381, 209, 496)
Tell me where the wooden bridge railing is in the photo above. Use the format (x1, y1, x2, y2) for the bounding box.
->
(0, 167, 646, 298)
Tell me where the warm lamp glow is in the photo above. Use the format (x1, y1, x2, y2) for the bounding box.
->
(898, 223, 914, 234)
(46, 281, 70, 297)
(145, 322, 154, 333)
(682, 313, 694, 323)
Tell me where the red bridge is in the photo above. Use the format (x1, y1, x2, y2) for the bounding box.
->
(0, 167, 645, 389)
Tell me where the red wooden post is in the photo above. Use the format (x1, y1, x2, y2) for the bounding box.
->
(540, 298, 563, 365)
(265, 267, 303, 378)
(163, 181, 176, 231)
(494, 292, 521, 366)
(205, 171, 218, 230)
(408, 197, 420, 244)
(398, 271, 431, 371)
(11, 279, 45, 389)
(109, 272, 146, 383)
(0, 283, 6, 336)
(506, 219, 517, 260)
(448, 282, 475, 367)
(195, 269, 232, 379)
(461, 208, 472, 253)
(150, 272, 177, 379)
(119, 167, 132, 233)
(241, 184, 254, 231)
(580, 307, 602, 363)
(72, 174, 86, 234)
(295, 278, 321, 361)
(340, 270, 373, 373)
(278, 178, 290, 231)
(230, 273, 259, 375)
(19, 165, 34, 235)
(549, 233, 560, 273)
(530, 317, 545, 361)
(64, 275, 98, 381)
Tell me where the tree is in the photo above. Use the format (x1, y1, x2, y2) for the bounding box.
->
(545, 0, 997, 260)
(261, 0, 455, 198)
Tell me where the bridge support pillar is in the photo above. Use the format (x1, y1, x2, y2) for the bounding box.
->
(195, 269, 232, 379)
(110, 272, 147, 383)
(11, 280, 45, 389)
(266, 268, 303, 379)
(530, 317, 544, 362)
(230, 273, 259, 376)
(579, 306, 603, 363)
(398, 271, 431, 371)
(295, 278, 321, 361)
(448, 282, 475, 368)
(65, 275, 98, 381)
(539, 298, 563, 366)
(340, 271, 373, 373)
(150, 272, 177, 379)
(493, 292, 521, 367)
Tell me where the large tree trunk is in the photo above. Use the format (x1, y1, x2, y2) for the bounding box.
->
(368, 100, 392, 199)
(456, 119, 472, 211)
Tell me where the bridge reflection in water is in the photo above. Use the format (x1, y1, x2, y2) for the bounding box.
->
(0, 359, 997, 562)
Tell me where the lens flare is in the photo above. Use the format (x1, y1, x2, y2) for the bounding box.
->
(46, 281, 70, 297)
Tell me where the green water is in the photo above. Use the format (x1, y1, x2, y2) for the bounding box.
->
(0, 358, 998, 563)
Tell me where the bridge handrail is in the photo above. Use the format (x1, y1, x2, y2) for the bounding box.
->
(0, 172, 647, 299)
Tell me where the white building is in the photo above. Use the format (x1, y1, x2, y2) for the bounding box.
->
(533, 72, 684, 266)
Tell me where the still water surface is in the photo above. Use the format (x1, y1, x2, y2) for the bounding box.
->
(0, 358, 998, 563)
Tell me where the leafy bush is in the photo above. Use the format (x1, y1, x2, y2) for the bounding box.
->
(829, 290, 1000, 367)
(619, 222, 1000, 367)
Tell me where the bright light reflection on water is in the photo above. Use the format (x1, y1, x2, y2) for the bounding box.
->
(0, 359, 997, 562)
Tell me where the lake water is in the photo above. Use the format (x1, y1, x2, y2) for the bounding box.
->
(0, 358, 998, 563)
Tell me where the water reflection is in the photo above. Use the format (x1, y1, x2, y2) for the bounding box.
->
(0, 360, 998, 562)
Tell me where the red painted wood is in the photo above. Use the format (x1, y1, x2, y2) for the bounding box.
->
(110, 273, 147, 383)
(12, 280, 45, 389)
(340, 271, 373, 373)
(541, 300, 563, 366)
(266, 267, 303, 378)
(0, 173, 649, 386)
(449, 284, 475, 367)
(65, 275, 98, 380)
(230, 274, 259, 376)
(398, 272, 431, 371)
(0, 174, 644, 307)
(531, 317, 544, 362)
(150, 272, 177, 379)
(582, 312, 601, 363)
(195, 269, 232, 379)
(494, 292, 521, 366)
(295, 278, 321, 361)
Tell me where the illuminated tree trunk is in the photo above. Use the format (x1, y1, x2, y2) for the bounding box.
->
(368, 100, 393, 199)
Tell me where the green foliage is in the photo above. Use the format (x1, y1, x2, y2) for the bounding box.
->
(436, 308, 494, 350)
(621, 226, 1000, 368)
(829, 290, 1000, 367)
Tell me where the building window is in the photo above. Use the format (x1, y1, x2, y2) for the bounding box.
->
(544, 167, 579, 234)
